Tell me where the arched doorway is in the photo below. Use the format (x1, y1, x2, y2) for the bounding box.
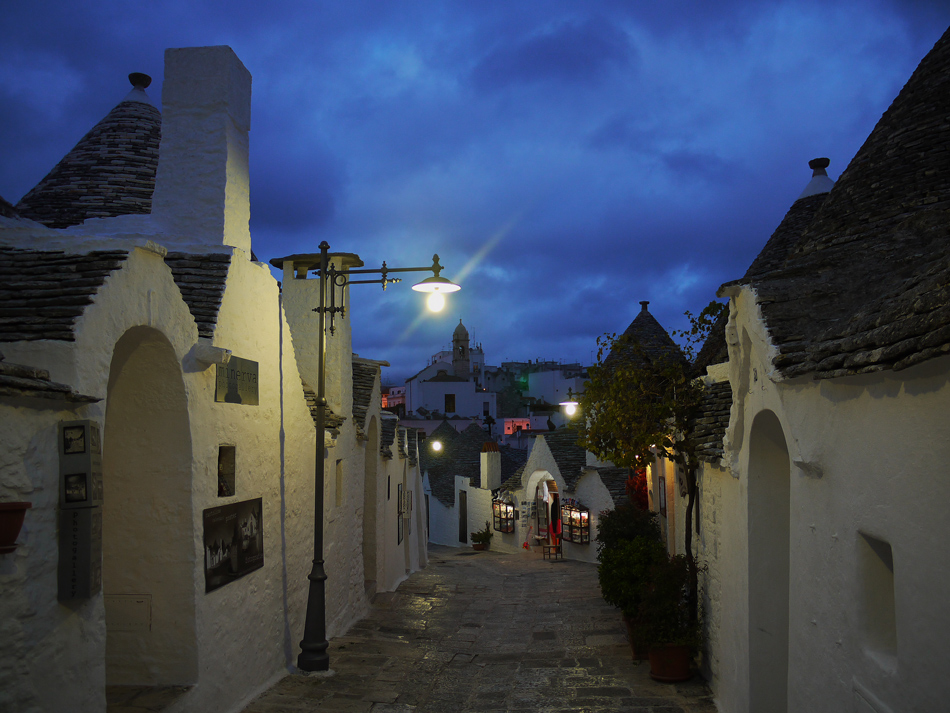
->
(535, 478, 560, 544)
(102, 327, 197, 685)
(362, 416, 378, 594)
(747, 410, 790, 713)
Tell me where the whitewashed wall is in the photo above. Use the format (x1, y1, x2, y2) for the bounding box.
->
(706, 287, 950, 713)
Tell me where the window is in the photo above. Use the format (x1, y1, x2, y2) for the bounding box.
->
(493, 500, 515, 533)
(562, 502, 590, 544)
(859, 532, 897, 660)
(445, 394, 456, 413)
(218, 445, 235, 497)
(483, 401, 490, 417)
(335, 459, 344, 507)
(397, 483, 404, 544)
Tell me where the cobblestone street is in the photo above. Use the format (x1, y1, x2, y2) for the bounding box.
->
(242, 546, 717, 713)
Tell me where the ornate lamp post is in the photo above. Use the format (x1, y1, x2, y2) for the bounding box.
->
(297, 240, 460, 672)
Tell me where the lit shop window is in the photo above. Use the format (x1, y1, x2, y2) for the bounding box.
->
(561, 501, 590, 544)
(492, 499, 515, 533)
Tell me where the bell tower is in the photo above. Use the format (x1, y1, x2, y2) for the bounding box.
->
(452, 319, 470, 379)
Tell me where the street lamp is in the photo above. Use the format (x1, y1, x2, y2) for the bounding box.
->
(297, 240, 460, 673)
(559, 388, 583, 417)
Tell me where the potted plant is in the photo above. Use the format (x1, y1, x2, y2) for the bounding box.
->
(0, 502, 33, 554)
(470, 521, 493, 551)
(637, 552, 703, 682)
(596, 504, 663, 659)
(598, 536, 667, 659)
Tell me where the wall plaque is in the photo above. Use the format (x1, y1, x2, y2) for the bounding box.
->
(58, 506, 102, 600)
(203, 498, 263, 593)
(215, 356, 259, 405)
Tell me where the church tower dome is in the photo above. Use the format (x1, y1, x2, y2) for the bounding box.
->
(452, 319, 471, 379)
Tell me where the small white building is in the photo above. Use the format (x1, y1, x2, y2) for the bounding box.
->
(0, 46, 427, 713)
(692, 28, 950, 713)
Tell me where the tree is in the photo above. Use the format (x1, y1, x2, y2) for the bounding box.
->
(575, 300, 726, 623)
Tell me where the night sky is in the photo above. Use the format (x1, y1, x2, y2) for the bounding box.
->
(2, 2, 948, 381)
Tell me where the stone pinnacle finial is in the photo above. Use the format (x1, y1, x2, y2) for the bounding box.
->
(640, 300, 650, 312)
(129, 72, 152, 89)
(809, 157, 830, 176)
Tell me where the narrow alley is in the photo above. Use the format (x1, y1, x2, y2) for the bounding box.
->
(241, 546, 716, 713)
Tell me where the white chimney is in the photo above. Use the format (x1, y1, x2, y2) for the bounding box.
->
(151, 46, 252, 254)
(481, 441, 501, 491)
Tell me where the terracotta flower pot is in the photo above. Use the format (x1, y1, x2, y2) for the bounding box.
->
(472, 543, 487, 551)
(622, 614, 650, 660)
(648, 644, 693, 682)
(0, 502, 32, 554)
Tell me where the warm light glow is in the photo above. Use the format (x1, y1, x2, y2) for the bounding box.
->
(564, 402, 577, 416)
(426, 292, 445, 312)
(411, 276, 461, 293)
(431, 440, 442, 452)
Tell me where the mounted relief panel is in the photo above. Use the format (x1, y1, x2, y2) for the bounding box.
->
(58, 420, 103, 600)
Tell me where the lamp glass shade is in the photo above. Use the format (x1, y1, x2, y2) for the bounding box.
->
(411, 275, 461, 293)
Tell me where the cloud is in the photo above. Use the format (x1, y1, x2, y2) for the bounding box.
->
(470, 15, 636, 91)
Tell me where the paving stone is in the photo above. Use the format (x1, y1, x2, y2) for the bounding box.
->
(240, 546, 714, 713)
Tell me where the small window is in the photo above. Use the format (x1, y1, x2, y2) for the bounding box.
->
(859, 533, 897, 659)
(483, 401, 490, 416)
(335, 459, 343, 508)
(493, 500, 515, 533)
(397, 484, 404, 544)
(445, 394, 456, 413)
(218, 446, 235, 497)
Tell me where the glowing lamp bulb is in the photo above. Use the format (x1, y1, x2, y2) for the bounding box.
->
(431, 440, 443, 452)
(427, 292, 446, 312)
(564, 403, 577, 416)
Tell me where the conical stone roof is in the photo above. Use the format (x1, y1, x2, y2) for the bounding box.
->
(604, 301, 685, 368)
(15, 73, 161, 229)
(725, 26, 950, 379)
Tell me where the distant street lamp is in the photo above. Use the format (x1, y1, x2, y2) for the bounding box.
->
(298, 240, 460, 673)
(559, 388, 583, 417)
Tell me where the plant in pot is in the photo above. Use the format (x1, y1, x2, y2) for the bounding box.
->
(596, 504, 663, 659)
(637, 552, 703, 682)
(470, 521, 493, 551)
(598, 535, 667, 659)
(0, 501, 33, 554)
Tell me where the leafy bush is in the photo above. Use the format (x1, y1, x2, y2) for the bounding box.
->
(596, 504, 661, 557)
(597, 536, 667, 618)
(637, 553, 704, 649)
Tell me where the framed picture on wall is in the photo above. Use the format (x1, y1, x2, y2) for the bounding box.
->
(63, 426, 86, 454)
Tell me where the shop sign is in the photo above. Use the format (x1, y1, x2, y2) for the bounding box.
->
(215, 356, 259, 405)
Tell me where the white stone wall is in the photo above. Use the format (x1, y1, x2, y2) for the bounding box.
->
(706, 287, 950, 713)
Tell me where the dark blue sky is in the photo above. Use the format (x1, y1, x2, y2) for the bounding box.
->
(1, 1, 947, 380)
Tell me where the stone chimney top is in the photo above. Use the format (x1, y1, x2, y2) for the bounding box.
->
(639, 301, 650, 312)
(797, 157, 835, 201)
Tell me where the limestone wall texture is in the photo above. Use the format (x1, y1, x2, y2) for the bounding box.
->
(705, 287, 950, 713)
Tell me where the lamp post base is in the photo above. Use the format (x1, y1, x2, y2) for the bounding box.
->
(297, 643, 330, 672)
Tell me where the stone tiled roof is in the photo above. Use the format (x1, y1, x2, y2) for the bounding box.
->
(725, 28, 950, 380)
(424, 371, 467, 382)
(421, 421, 525, 506)
(0, 195, 21, 219)
(604, 302, 686, 369)
(595, 467, 634, 509)
(691, 308, 730, 377)
(301, 381, 346, 437)
(743, 193, 829, 281)
(540, 428, 588, 491)
(407, 428, 419, 467)
(16, 79, 161, 229)
(380, 413, 398, 459)
(687, 381, 732, 464)
(0, 248, 129, 342)
(351, 360, 378, 439)
(163, 253, 230, 339)
(499, 464, 526, 493)
(0, 352, 98, 403)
